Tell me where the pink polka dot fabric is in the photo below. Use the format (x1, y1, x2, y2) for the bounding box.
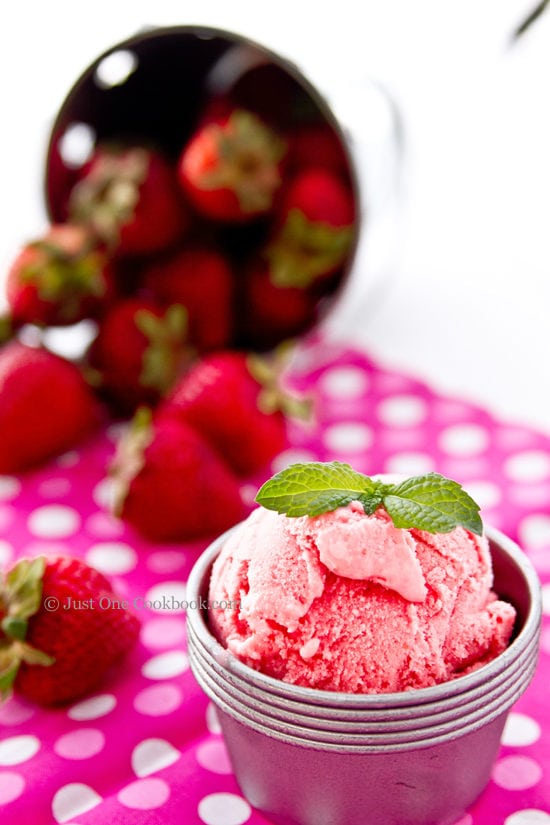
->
(1, 341, 550, 824)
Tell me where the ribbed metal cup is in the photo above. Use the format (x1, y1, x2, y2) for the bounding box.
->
(187, 525, 541, 825)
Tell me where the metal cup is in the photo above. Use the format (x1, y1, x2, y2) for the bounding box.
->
(186, 525, 541, 825)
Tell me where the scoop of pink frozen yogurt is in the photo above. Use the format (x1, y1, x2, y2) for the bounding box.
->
(208, 503, 516, 693)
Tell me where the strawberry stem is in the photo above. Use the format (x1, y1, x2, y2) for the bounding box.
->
(1, 616, 28, 641)
(246, 347, 313, 423)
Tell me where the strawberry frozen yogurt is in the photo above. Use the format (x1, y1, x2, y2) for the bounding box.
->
(208, 503, 516, 693)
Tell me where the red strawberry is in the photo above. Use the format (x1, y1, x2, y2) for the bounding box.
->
(6, 224, 115, 327)
(88, 297, 192, 412)
(287, 123, 350, 176)
(110, 410, 246, 541)
(178, 109, 286, 222)
(0, 555, 139, 705)
(69, 145, 190, 256)
(0, 342, 100, 473)
(143, 246, 233, 351)
(239, 259, 318, 350)
(160, 350, 311, 476)
(266, 167, 356, 288)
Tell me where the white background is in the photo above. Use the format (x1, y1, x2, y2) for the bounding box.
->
(1, 1, 549, 432)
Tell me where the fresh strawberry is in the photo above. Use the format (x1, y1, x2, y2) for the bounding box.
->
(160, 350, 311, 476)
(239, 259, 318, 350)
(110, 410, 246, 541)
(0, 556, 139, 705)
(143, 246, 233, 351)
(266, 167, 356, 288)
(6, 224, 115, 327)
(178, 109, 286, 222)
(0, 342, 100, 473)
(69, 145, 190, 256)
(88, 297, 192, 412)
(287, 123, 350, 176)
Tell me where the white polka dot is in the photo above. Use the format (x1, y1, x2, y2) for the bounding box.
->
(505, 450, 550, 483)
(509, 483, 550, 509)
(142, 651, 189, 680)
(144, 582, 188, 614)
(0, 476, 21, 501)
(141, 618, 187, 649)
(198, 792, 251, 825)
(131, 738, 180, 777)
(0, 505, 15, 532)
(134, 684, 183, 716)
(28, 505, 80, 539)
(86, 542, 137, 575)
(323, 422, 372, 452)
(197, 740, 232, 774)
(453, 817, 473, 825)
(67, 694, 117, 721)
(146, 551, 186, 575)
(92, 478, 115, 510)
(541, 584, 550, 616)
(519, 514, 550, 550)
(439, 424, 489, 457)
(206, 703, 222, 734)
(0, 772, 25, 805)
(492, 755, 542, 790)
(85, 512, 125, 538)
(319, 366, 369, 399)
(0, 735, 40, 766)
(54, 729, 105, 760)
(271, 449, 316, 473)
(239, 484, 258, 507)
(502, 713, 541, 747)
(118, 777, 170, 810)
(52, 783, 102, 823)
(505, 811, 550, 825)
(0, 539, 13, 567)
(55, 450, 80, 468)
(463, 480, 501, 509)
(38, 478, 72, 498)
(377, 395, 427, 427)
(0, 697, 35, 726)
(384, 453, 435, 476)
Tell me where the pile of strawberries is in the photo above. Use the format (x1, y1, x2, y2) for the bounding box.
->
(0, 98, 356, 542)
(0, 96, 357, 707)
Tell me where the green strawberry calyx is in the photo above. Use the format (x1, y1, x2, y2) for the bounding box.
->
(266, 208, 355, 288)
(0, 315, 13, 346)
(0, 557, 55, 701)
(197, 110, 287, 213)
(246, 346, 312, 423)
(23, 234, 108, 321)
(109, 406, 154, 518)
(256, 462, 483, 535)
(69, 146, 149, 248)
(135, 304, 195, 396)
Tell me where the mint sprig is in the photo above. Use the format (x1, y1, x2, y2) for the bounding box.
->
(255, 462, 483, 535)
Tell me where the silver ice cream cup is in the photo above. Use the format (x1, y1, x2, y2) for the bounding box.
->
(186, 525, 541, 825)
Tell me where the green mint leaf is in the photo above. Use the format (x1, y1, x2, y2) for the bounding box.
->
(382, 473, 483, 535)
(255, 464, 483, 535)
(255, 461, 378, 517)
